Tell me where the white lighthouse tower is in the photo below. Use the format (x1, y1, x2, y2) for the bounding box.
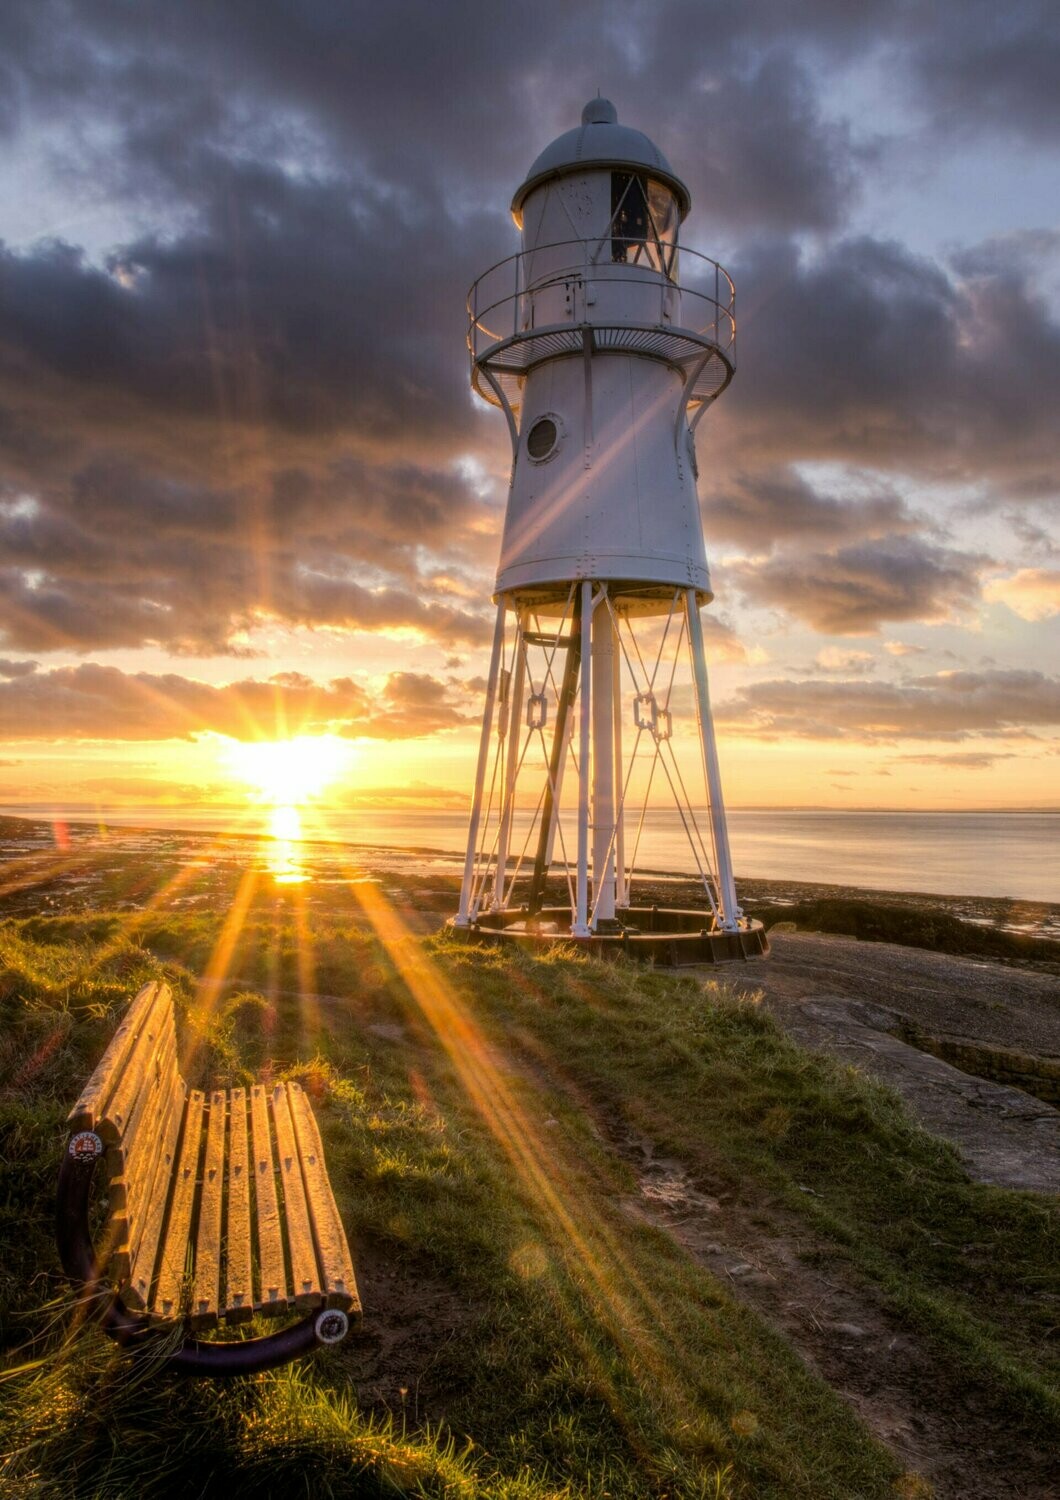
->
(451, 99, 767, 963)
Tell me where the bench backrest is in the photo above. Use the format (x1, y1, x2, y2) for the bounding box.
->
(67, 981, 186, 1281)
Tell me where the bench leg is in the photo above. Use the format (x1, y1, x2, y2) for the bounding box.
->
(57, 1133, 154, 1346)
(58, 1135, 352, 1375)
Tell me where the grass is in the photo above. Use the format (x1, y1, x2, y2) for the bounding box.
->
(0, 863, 1056, 1497)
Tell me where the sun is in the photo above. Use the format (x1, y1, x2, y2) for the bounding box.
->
(220, 734, 353, 808)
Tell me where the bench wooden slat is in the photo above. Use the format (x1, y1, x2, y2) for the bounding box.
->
(118, 1063, 181, 1228)
(250, 1084, 288, 1316)
(101, 1020, 178, 1278)
(125, 1082, 186, 1311)
(99, 986, 173, 1147)
(271, 1084, 322, 1310)
(151, 1090, 204, 1321)
(67, 982, 159, 1138)
(191, 1091, 227, 1328)
(287, 1082, 360, 1316)
(104, 1024, 177, 1205)
(224, 1088, 253, 1323)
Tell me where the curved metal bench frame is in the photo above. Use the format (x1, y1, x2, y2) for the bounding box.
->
(58, 1132, 347, 1375)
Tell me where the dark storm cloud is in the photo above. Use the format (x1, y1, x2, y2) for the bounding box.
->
(705, 469, 917, 552)
(906, 2, 1060, 144)
(731, 534, 984, 635)
(0, 169, 497, 448)
(0, 0, 1056, 671)
(0, 662, 473, 741)
(0, 558, 490, 655)
(717, 669, 1060, 743)
(0, 440, 493, 654)
(0, 1, 870, 223)
(710, 236, 1060, 491)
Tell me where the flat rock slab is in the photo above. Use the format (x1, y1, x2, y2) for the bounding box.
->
(726, 934, 1060, 1193)
(785, 995, 1060, 1193)
(735, 931, 1060, 1054)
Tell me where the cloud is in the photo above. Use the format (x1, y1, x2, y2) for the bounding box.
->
(702, 614, 747, 664)
(889, 751, 1018, 770)
(905, 3, 1060, 144)
(732, 535, 983, 635)
(0, 452, 494, 654)
(883, 641, 927, 658)
(984, 568, 1060, 622)
(813, 648, 876, 674)
(0, 0, 1056, 675)
(0, 662, 474, 742)
(704, 469, 916, 553)
(712, 236, 1060, 496)
(717, 668, 1060, 742)
(75, 776, 216, 803)
(0, 657, 36, 677)
(1004, 511, 1060, 560)
(336, 780, 468, 811)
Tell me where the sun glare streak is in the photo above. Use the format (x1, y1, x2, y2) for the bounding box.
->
(346, 878, 726, 1443)
(184, 867, 260, 1070)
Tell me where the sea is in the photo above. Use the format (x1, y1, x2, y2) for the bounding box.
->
(5, 806, 1058, 904)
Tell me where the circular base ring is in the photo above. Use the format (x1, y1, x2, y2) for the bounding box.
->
(448, 906, 768, 966)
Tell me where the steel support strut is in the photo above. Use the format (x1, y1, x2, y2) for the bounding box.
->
(492, 604, 526, 910)
(456, 600, 506, 926)
(573, 580, 594, 936)
(527, 589, 582, 917)
(591, 592, 616, 923)
(685, 588, 740, 930)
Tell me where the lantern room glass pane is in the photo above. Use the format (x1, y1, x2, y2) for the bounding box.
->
(611, 172, 679, 280)
(611, 172, 649, 263)
(647, 178, 679, 278)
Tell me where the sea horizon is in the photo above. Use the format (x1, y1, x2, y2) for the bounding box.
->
(5, 804, 1058, 905)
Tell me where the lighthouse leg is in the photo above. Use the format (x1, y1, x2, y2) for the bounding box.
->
(685, 588, 740, 931)
(527, 590, 582, 917)
(573, 581, 594, 936)
(591, 595, 616, 925)
(492, 605, 526, 909)
(455, 600, 506, 927)
(613, 625, 627, 908)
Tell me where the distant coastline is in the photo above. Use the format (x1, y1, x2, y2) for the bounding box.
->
(1, 811, 1057, 939)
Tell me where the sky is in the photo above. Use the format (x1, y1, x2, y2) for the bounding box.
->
(0, 0, 1057, 818)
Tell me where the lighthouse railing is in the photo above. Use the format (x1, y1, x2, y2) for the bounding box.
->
(467, 239, 735, 373)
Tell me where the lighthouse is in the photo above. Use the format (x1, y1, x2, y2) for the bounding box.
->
(451, 99, 767, 963)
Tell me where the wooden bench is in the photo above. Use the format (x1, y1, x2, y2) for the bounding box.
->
(57, 981, 361, 1375)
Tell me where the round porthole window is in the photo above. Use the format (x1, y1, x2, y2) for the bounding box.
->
(526, 416, 559, 462)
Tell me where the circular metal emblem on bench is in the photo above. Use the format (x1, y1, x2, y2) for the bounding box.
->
(68, 1130, 104, 1161)
(315, 1308, 350, 1344)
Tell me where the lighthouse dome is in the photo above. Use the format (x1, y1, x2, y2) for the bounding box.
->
(511, 98, 691, 225)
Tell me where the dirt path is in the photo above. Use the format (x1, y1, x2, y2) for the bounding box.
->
(610, 1126, 1053, 1499)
